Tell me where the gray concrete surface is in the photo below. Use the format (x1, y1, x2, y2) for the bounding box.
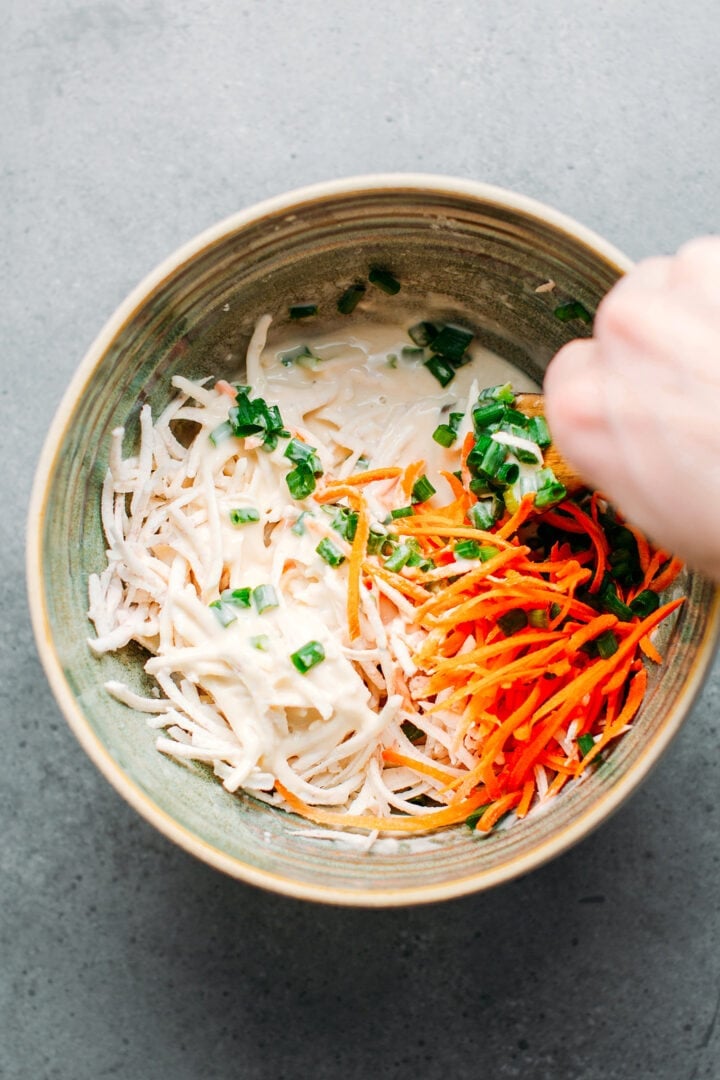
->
(2, 2, 720, 1078)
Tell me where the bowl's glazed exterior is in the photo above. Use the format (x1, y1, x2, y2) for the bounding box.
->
(27, 175, 720, 905)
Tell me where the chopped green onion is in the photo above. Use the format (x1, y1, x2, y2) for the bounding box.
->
(528, 608, 549, 628)
(368, 268, 401, 295)
(289, 303, 318, 319)
(477, 439, 507, 479)
(400, 346, 425, 363)
(408, 321, 439, 347)
(208, 600, 238, 627)
(229, 390, 289, 446)
(411, 475, 436, 504)
(391, 505, 414, 519)
(355, 454, 370, 471)
(577, 733, 596, 757)
(316, 537, 346, 568)
(384, 543, 413, 572)
(498, 609, 529, 636)
(279, 344, 319, 368)
(599, 578, 634, 620)
(467, 500, 501, 530)
(535, 481, 568, 509)
(465, 804, 494, 829)
(479, 383, 515, 405)
(495, 461, 520, 486)
(229, 507, 260, 526)
(629, 589, 660, 618)
(454, 539, 482, 560)
(424, 355, 455, 387)
(596, 629, 619, 658)
(401, 719, 425, 744)
(209, 420, 233, 446)
(331, 507, 358, 541)
(253, 584, 279, 613)
(478, 544, 500, 562)
(500, 408, 531, 429)
(386, 353, 398, 368)
(430, 324, 474, 364)
(284, 437, 323, 475)
(449, 411, 464, 431)
(290, 640, 326, 674)
(222, 587, 252, 608)
(550, 602, 563, 620)
(554, 300, 592, 324)
(250, 634, 270, 651)
(473, 402, 505, 430)
(291, 510, 310, 536)
(432, 424, 457, 448)
(528, 415, 552, 449)
(337, 283, 366, 314)
(366, 527, 387, 555)
(286, 462, 317, 500)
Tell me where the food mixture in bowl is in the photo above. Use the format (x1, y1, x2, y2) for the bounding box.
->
(88, 279, 684, 841)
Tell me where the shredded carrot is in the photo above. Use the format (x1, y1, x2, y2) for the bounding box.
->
(381, 748, 459, 785)
(401, 459, 426, 499)
(648, 556, 684, 593)
(516, 779, 536, 819)
(496, 493, 536, 539)
(639, 634, 663, 664)
(476, 790, 522, 832)
(215, 379, 238, 399)
(323, 466, 402, 489)
(275, 781, 487, 833)
(347, 500, 370, 640)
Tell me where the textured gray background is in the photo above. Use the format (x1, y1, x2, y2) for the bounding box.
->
(2, 2, 719, 1078)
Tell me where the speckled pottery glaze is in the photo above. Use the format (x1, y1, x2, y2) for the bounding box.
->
(27, 175, 720, 906)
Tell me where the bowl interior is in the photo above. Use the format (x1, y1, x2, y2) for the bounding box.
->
(31, 179, 720, 904)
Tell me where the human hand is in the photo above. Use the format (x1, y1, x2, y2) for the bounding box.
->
(544, 237, 720, 580)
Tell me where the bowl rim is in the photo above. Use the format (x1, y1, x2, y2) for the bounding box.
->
(27, 172, 720, 906)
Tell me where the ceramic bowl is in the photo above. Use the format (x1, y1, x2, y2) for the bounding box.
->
(28, 175, 720, 906)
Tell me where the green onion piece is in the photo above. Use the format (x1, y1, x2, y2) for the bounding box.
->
(229, 391, 288, 444)
(479, 382, 515, 405)
(331, 507, 358, 541)
(253, 584, 279, 614)
(391, 505, 414, 520)
(468, 477, 492, 497)
(291, 510, 310, 536)
(577, 733, 596, 757)
(449, 411, 464, 432)
(208, 600, 238, 627)
(401, 345, 425, 361)
(465, 804, 494, 829)
(411, 474, 436, 504)
(408, 321, 439, 347)
(500, 408, 531, 429)
(467, 500, 501, 531)
(535, 481, 568, 509)
(386, 353, 398, 368)
(289, 303, 318, 319)
(355, 454, 370, 471)
(250, 634, 270, 651)
(554, 300, 593, 324)
(368, 268, 401, 295)
(284, 437, 323, 475)
(478, 439, 507, 479)
(498, 609, 529, 636)
(473, 402, 505, 430)
(337, 283, 366, 314)
(432, 424, 457, 448)
(222, 587, 252, 608)
(479, 544, 500, 562)
(629, 589, 660, 618)
(384, 543, 413, 572)
(528, 608, 549, 629)
(209, 420, 233, 446)
(430, 324, 474, 364)
(279, 344, 317, 368)
(366, 527, 387, 555)
(495, 461, 520, 486)
(229, 507, 260, 526)
(424, 355, 455, 387)
(286, 462, 316, 500)
(596, 629, 619, 658)
(528, 415, 552, 450)
(316, 537, 346, 568)
(290, 640, 326, 674)
(599, 578, 634, 620)
(550, 602, 563, 620)
(454, 539, 482, 560)
(401, 720, 425, 744)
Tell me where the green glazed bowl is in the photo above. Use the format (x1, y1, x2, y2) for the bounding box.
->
(27, 175, 720, 906)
